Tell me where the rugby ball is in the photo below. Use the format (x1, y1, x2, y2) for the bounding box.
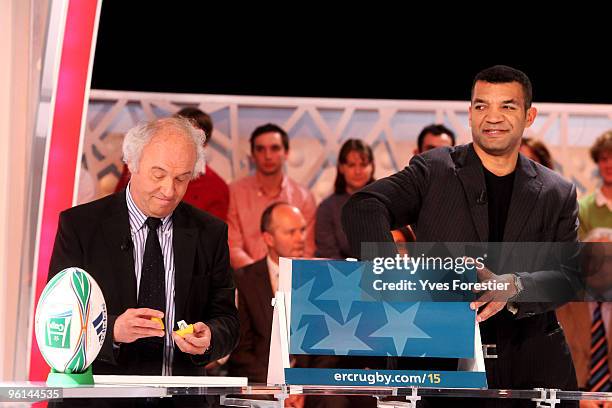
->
(35, 267, 107, 373)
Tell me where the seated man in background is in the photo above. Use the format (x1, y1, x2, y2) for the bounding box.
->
(228, 202, 347, 408)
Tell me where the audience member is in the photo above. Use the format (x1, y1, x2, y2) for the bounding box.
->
(315, 139, 374, 259)
(520, 137, 554, 170)
(392, 124, 457, 245)
(227, 123, 316, 269)
(558, 130, 612, 405)
(413, 123, 456, 155)
(228, 202, 343, 408)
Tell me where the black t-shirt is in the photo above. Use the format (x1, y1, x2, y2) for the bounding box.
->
(480, 167, 516, 344)
(483, 166, 515, 242)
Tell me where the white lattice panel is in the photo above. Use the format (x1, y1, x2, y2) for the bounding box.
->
(85, 90, 612, 203)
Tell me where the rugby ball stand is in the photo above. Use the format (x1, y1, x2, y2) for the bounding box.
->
(47, 365, 94, 386)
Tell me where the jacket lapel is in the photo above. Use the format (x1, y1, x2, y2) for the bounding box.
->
(454, 144, 489, 242)
(172, 204, 198, 322)
(495, 154, 542, 273)
(254, 259, 275, 330)
(101, 191, 137, 308)
(503, 154, 542, 242)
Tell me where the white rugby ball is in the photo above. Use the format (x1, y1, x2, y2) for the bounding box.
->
(35, 267, 107, 373)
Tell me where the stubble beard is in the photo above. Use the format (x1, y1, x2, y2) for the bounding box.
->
(473, 133, 521, 157)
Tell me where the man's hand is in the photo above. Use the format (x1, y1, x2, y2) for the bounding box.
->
(285, 394, 305, 408)
(470, 264, 517, 322)
(172, 322, 212, 355)
(113, 308, 165, 343)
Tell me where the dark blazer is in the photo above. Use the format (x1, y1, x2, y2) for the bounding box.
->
(228, 258, 362, 408)
(227, 258, 274, 382)
(227, 259, 345, 378)
(48, 190, 239, 376)
(342, 143, 580, 394)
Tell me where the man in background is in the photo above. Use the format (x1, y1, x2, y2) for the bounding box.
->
(229, 202, 344, 407)
(558, 130, 612, 406)
(413, 123, 456, 155)
(227, 123, 316, 269)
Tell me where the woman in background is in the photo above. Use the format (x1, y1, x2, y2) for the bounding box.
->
(315, 139, 375, 259)
(520, 137, 554, 169)
(315, 139, 382, 408)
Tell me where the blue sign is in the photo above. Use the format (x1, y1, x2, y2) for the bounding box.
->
(289, 259, 476, 358)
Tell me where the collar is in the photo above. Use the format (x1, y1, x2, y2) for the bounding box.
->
(451, 144, 534, 179)
(126, 183, 173, 233)
(595, 187, 612, 212)
(266, 255, 279, 280)
(255, 174, 288, 198)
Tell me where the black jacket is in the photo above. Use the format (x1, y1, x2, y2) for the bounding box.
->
(48, 190, 239, 376)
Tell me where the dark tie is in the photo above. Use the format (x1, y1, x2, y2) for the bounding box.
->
(588, 302, 611, 392)
(138, 217, 166, 317)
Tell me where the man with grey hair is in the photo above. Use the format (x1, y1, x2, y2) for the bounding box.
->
(48, 117, 239, 406)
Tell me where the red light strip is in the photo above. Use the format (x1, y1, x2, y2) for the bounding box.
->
(29, 0, 101, 381)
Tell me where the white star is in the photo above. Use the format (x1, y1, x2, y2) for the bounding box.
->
(370, 302, 430, 355)
(315, 264, 374, 322)
(311, 314, 372, 355)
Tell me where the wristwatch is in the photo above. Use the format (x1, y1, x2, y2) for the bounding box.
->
(507, 274, 524, 314)
(511, 273, 524, 299)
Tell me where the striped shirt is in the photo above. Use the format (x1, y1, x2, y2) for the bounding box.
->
(126, 184, 176, 375)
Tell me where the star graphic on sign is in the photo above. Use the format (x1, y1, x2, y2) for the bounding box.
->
(291, 275, 322, 321)
(314, 263, 374, 322)
(290, 319, 311, 354)
(370, 302, 430, 356)
(311, 313, 373, 355)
